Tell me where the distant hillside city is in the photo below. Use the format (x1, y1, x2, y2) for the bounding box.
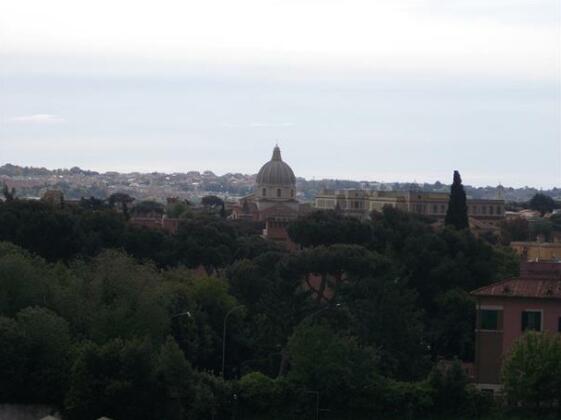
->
(1, 163, 558, 204)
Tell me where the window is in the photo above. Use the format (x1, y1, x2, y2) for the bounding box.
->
(522, 311, 542, 332)
(276, 189, 282, 198)
(262, 188, 266, 197)
(496, 206, 501, 215)
(473, 206, 478, 214)
(479, 309, 500, 330)
(433, 205, 438, 214)
(291, 190, 294, 198)
(482, 206, 487, 215)
(558, 317, 561, 333)
(489, 206, 494, 215)
(441, 205, 445, 213)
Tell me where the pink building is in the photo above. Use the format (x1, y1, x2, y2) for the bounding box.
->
(471, 261, 561, 393)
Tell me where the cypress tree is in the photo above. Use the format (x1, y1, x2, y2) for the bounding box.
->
(445, 170, 469, 230)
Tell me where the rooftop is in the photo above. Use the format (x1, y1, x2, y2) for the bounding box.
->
(471, 261, 561, 299)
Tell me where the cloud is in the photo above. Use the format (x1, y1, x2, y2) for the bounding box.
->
(10, 114, 65, 124)
(1, 0, 557, 81)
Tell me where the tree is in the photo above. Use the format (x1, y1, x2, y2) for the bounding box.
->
(428, 289, 475, 361)
(285, 244, 384, 303)
(108, 192, 135, 219)
(201, 195, 224, 208)
(65, 338, 159, 420)
(427, 359, 475, 416)
(287, 323, 378, 405)
(16, 307, 72, 404)
(157, 336, 195, 419)
(502, 332, 561, 410)
(2, 182, 16, 201)
(130, 200, 165, 217)
(166, 200, 191, 219)
(529, 218, 553, 242)
(500, 218, 529, 244)
(528, 193, 557, 216)
(0, 316, 28, 402)
(79, 196, 108, 211)
(0, 246, 50, 316)
(445, 171, 469, 230)
(287, 210, 372, 248)
(79, 250, 170, 343)
(339, 273, 428, 380)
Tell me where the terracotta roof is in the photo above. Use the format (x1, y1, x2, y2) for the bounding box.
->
(472, 277, 561, 299)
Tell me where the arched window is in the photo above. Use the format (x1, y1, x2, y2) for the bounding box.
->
(276, 188, 281, 198)
(262, 188, 267, 197)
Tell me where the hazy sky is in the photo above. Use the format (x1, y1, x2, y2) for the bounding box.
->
(1, 0, 560, 187)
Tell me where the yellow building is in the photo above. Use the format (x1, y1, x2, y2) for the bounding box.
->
(511, 241, 561, 261)
(315, 189, 505, 224)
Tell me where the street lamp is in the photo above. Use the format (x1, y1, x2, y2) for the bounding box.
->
(222, 305, 245, 378)
(172, 311, 192, 319)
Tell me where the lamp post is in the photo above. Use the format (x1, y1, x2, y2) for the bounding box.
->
(222, 305, 244, 378)
(172, 311, 192, 320)
(301, 303, 341, 324)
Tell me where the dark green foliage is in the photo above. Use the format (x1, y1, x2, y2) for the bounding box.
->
(65, 338, 159, 419)
(0, 200, 266, 270)
(0, 316, 27, 401)
(529, 218, 553, 241)
(166, 199, 191, 218)
(2, 182, 16, 201)
(0, 198, 518, 418)
(108, 192, 134, 218)
(238, 372, 291, 414)
(79, 196, 108, 210)
(131, 200, 165, 217)
(428, 289, 475, 361)
(288, 324, 378, 402)
(0, 244, 51, 316)
(500, 218, 529, 244)
(528, 193, 558, 216)
(201, 195, 224, 208)
(445, 170, 469, 230)
(287, 210, 372, 247)
(0, 307, 72, 404)
(340, 273, 428, 380)
(502, 332, 561, 410)
(428, 360, 469, 414)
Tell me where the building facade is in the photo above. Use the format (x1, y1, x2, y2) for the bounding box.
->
(471, 261, 561, 393)
(315, 189, 505, 224)
(511, 241, 561, 262)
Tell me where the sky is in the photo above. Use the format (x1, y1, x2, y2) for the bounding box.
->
(0, 0, 560, 187)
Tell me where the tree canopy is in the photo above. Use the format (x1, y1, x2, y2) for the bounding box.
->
(528, 193, 558, 216)
(0, 198, 520, 418)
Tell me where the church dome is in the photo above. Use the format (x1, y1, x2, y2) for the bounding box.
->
(256, 146, 296, 187)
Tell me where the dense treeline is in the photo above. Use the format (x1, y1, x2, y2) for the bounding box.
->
(0, 200, 523, 419)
